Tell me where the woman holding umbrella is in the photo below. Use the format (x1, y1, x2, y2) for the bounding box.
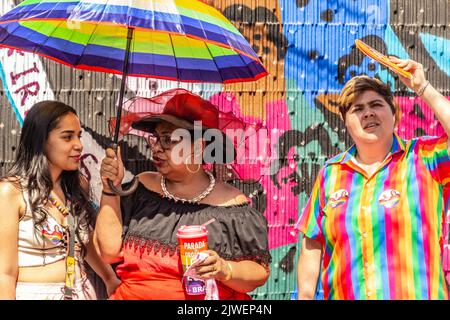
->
(0, 101, 120, 300)
(0, 0, 271, 300)
(95, 89, 271, 300)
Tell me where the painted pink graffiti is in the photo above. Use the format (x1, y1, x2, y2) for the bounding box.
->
(395, 96, 446, 139)
(79, 153, 98, 182)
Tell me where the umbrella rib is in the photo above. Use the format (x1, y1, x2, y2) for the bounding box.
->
(167, 33, 180, 80)
(197, 10, 255, 82)
(184, 6, 223, 83)
(72, 1, 110, 68)
(71, 23, 98, 68)
(204, 42, 224, 83)
(29, 19, 61, 61)
(71, 0, 114, 68)
(0, 21, 23, 49)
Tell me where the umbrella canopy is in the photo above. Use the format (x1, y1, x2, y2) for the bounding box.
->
(0, 0, 269, 195)
(0, 0, 267, 83)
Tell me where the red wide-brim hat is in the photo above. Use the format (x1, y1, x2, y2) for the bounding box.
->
(131, 89, 220, 132)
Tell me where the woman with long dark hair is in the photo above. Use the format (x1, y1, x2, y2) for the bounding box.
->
(0, 101, 119, 300)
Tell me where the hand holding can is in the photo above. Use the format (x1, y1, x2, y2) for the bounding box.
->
(177, 225, 209, 295)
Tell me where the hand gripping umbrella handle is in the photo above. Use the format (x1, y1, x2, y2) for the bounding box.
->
(107, 177, 139, 197)
(106, 143, 139, 197)
(106, 27, 139, 197)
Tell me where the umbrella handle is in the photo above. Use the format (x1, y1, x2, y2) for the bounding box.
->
(107, 177, 139, 197)
(106, 142, 139, 196)
(107, 27, 138, 197)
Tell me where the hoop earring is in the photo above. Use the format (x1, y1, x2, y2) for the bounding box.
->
(184, 155, 201, 174)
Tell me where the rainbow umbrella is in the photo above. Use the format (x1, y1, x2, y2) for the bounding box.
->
(0, 0, 267, 194)
(0, 0, 266, 83)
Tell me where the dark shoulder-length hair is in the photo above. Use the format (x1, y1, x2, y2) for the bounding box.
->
(3, 100, 93, 257)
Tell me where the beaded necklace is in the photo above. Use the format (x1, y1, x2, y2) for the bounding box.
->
(161, 171, 215, 203)
(48, 191, 71, 217)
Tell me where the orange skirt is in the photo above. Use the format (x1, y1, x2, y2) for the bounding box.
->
(110, 263, 251, 300)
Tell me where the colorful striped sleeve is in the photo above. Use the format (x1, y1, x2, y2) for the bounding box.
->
(296, 167, 326, 243)
(417, 134, 450, 187)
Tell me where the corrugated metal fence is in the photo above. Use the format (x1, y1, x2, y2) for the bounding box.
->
(0, 0, 449, 300)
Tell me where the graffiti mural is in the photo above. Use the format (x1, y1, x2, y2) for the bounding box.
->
(0, 0, 449, 300)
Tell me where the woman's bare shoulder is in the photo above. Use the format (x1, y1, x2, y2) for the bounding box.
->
(208, 181, 248, 207)
(0, 178, 25, 218)
(0, 177, 22, 197)
(137, 171, 162, 193)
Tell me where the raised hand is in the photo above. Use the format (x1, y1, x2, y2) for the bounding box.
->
(100, 146, 125, 191)
(388, 57, 428, 94)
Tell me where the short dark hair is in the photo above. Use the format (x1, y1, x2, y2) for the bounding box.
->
(337, 76, 401, 124)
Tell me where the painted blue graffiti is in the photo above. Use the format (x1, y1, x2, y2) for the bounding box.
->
(281, 0, 389, 108)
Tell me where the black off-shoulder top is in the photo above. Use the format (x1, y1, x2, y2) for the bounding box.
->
(120, 181, 271, 266)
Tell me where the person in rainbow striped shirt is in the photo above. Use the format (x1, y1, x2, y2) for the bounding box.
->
(296, 57, 450, 300)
